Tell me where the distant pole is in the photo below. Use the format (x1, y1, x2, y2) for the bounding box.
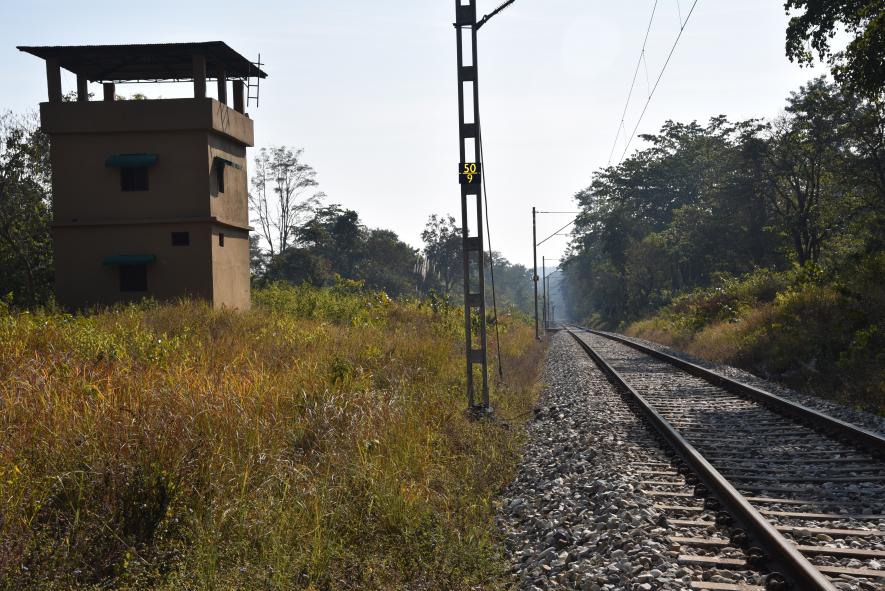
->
(532, 207, 539, 340)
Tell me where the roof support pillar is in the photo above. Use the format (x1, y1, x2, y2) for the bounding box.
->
(232, 80, 245, 113)
(103, 83, 115, 102)
(46, 57, 62, 103)
(193, 54, 207, 98)
(217, 67, 227, 105)
(76, 74, 89, 102)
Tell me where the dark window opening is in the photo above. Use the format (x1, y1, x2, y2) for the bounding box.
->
(119, 264, 148, 292)
(171, 232, 190, 246)
(121, 166, 149, 191)
(218, 233, 225, 247)
(216, 164, 225, 193)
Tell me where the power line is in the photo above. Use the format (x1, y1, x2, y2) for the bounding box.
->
(607, 0, 659, 167)
(478, 122, 505, 379)
(618, 0, 700, 164)
(537, 218, 579, 247)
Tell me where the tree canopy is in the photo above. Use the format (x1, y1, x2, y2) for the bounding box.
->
(785, 0, 885, 96)
(0, 112, 52, 307)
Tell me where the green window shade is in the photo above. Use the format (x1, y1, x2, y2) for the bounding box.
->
(213, 156, 243, 170)
(105, 154, 158, 168)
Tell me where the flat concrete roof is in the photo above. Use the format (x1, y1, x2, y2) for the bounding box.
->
(17, 41, 267, 82)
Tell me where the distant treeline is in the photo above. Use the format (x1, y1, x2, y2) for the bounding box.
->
(246, 145, 533, 312)
(562, 77, 884, 327)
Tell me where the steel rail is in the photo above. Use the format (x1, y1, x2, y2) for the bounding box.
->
(565, 327, 837, 591)
(583, 328, 885, 457)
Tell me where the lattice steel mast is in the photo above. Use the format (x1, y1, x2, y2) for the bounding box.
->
(455, 1, 489, 413)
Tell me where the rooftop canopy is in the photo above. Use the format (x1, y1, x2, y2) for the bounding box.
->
(17, 41, 267, 82)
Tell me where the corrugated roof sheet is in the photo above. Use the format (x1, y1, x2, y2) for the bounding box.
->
(17, 41, 266, 82)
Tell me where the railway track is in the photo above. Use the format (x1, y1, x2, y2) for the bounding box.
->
(565, 326, 885, 591)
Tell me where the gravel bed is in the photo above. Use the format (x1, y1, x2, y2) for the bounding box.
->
(574, 330, 885, 590)
(497, 333, 765, 590)
(597, 330, 885, 437)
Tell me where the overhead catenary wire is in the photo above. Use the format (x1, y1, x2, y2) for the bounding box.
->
(618, 0, 700, 164)
(537, 217, 579, 247)
(479, 136, 505, 380)
(478, 126, 505, 380)
(607, 0, 659, 167)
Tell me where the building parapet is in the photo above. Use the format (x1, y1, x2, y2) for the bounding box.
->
(40, 98, 254, 146)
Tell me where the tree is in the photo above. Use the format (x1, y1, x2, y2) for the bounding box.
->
(760, 78, 851, 265)
(249, 234, 269, 279)
(842, 95, 885, 212)
(262, 205, 420, 297)
(359, 229, 420, 297)
(249, 147, 324, 258)
(295, 204, 363, 279)
(0, 112, 53, 307)
(563, 116, 785, 326)
(420, 214, 462, 296)
(785, 0, 885, 96)
(482, 253, 534, 315)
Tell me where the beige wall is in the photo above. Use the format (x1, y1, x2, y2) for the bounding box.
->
(54, 223, 213, 309)
(41, 98, 254, 146)
(51, 131, 210, 223)
(207, 134, 249, 227)
(211, 226, 251, 310)
(44, 97, 254, 311)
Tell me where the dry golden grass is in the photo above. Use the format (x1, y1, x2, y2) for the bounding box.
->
(0, 283, 545, 590)
(683, 320, 750, 363)
(627, 276, 884, 414)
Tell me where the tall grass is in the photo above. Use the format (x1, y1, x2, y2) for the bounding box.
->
(0, 283, 544, 590)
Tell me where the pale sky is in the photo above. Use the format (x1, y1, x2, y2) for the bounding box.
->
(1, 1, 829, 268)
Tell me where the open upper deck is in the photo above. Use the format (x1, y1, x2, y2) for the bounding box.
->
(17, 41, 266, 113)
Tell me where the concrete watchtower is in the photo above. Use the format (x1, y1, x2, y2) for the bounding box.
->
(17, 42, 267, 310)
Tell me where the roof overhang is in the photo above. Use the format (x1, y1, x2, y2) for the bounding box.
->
(17, 41, 267, 82)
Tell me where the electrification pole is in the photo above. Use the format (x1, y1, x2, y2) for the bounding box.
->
(455, 0, 489, 414)
(533, 211, 580, 337)
(454, 0, 517, 415)
(532, 207, 539, 340)
(546, 270, 552, 330)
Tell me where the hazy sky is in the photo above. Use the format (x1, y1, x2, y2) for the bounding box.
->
(1, 1, 829, 268)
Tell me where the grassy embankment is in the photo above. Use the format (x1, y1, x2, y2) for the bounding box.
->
(0, 282, 545, 590)
(626, 255, 884, 414)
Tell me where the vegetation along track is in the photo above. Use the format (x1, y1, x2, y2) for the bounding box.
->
(565, 326, 885, 591)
